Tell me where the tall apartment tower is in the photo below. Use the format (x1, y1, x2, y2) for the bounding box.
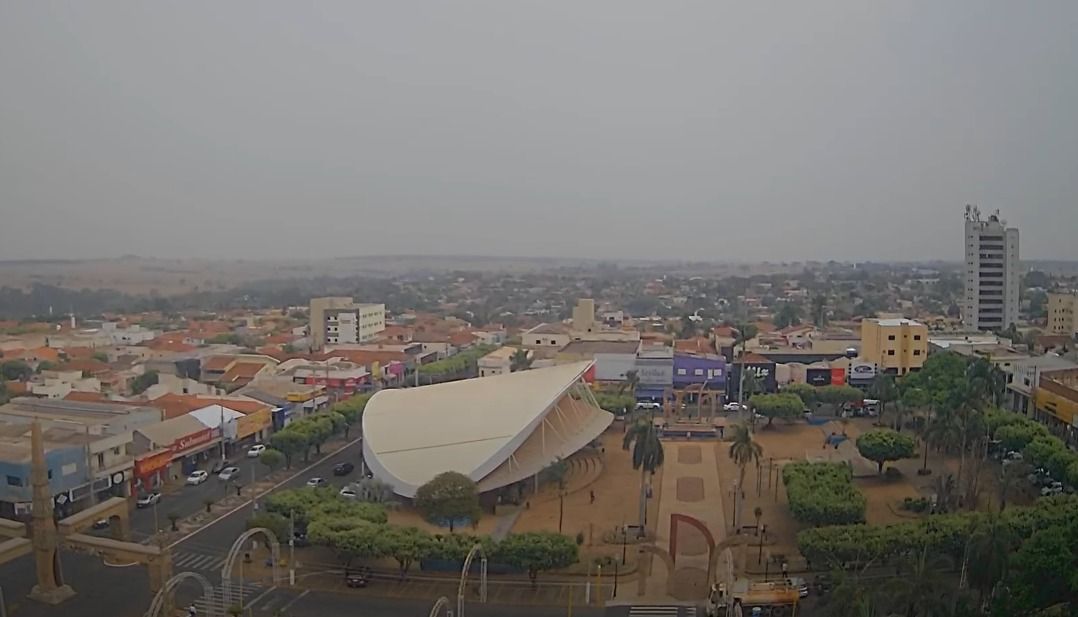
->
(962, 205, 1020, 331)
(309, 296, 386, 350)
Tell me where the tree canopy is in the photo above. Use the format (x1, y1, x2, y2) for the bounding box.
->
(781, 383, 818, 408)
(783, 462, 866, 526)
(414, 471, 481, 532)
(749, 392, 804, 425)
(495, 532, 579, 586)
(131, 370, 159, 394)
(856, 429, 916, 474)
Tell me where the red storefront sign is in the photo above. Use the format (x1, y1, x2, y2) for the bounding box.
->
(134, 449, 172, 480)
(171, 428, 214, 455)
(830, 368, 846, 385)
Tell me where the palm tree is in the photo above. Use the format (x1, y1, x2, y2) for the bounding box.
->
(619, 369, 640, 397)
(543, 457, 570, 532)
(966, 512, 1016, 609)
(885, 543, 953, 617)
(734, 323, 759, 409)
(869, 374, 899, 430)
(510, 348, 532, 372)
(920, 411, 960, 475)
(728, 423, 762, 529)
(622, 417, 664, 536)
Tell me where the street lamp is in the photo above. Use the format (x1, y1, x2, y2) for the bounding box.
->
(757, 525, 767, 564)
(621, 526, 628, 566)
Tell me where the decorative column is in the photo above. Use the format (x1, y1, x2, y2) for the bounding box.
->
(28, 422, 76, 604)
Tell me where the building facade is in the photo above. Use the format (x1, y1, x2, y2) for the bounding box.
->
(861, 318, 928, 375)
(1046, 291, 1078, 336)
(962, 206, 1020, 331)
(309, 297, 386, 350)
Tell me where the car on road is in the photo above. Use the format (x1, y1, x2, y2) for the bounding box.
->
(217, 466, 241, 481)
(92, 518, 110, 530)
(247, 444, 267, 458)
(787, 577, 809, 598)
(333, 462, 355, 476)
(635, 401, 661, 410)
(723, 402, 744, 412)
(339, 486, 358, 499)
(186, 470, 209, 485)
(306, 477, 327, 488)
(136, 492, 162, 508)
(211, 460, 231, 475)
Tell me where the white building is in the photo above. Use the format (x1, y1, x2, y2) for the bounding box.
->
(309, 297, 386, 349)
(478, 347, 520, 378)
(962, 206, 1020, 331)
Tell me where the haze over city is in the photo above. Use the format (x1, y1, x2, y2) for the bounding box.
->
(2, 1, 1077, 262)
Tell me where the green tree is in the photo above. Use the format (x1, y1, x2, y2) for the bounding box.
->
(246, 512, 290, 543)
(782, 383, 819, 408)
(593, 391, 636, 415)
(773, 302, 803, 329)
(131, 370, 159, 394)
(35, 360, 58, 373)
(885, 544, 953, 617)
(414, 471, 481, 533)
(510, 348, 533, 372)
(382, 526, 433, 580)
(811, 294, 828, 327)
(0, 360, 29, 383)
(997, 524, 1078, 616)
(869, 373, 899, 429)
(856, 430, 916, 475)
(331, 393, 371, 440)
(619, 369, 640, 397)
(623, 416, 665, 534)
(308, 517, 388, 568)
(783, 462, 865, 526)
(729, 422, 763, 528)
(749, 393, 804, 426)
(734, 323, 759, 401)
(967, 512, 1016, 608)
(259, 448, 285, 474)
(269, 431, 308, 469)
(817, 385, 864, 416)
(495, 532, 578, 588)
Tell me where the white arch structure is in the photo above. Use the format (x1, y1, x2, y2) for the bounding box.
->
(145, 571, 215, 617)
(220, 527, 281, 608)
(456, 543, 488, 617)
(429, 595, 452, 617)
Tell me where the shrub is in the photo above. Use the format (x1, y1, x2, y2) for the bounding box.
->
(782, 462, 866, 526)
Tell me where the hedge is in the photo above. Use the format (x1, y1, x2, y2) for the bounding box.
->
(782, 461, 866, 526)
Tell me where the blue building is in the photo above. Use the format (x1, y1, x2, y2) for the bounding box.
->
(672, 353, 726, 390)
(0, 431, 89, 519)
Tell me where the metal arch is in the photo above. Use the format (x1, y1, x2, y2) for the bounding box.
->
(145, 571, 214, 617)
(220, 527, 281, 606)
(429, 595, 452, 617)
(456, 543, 488, 617)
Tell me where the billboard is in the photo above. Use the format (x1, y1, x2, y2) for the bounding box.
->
(806, 368, 832, 387)
(831, 367, 847, 385)
(849, 362, 878, 381)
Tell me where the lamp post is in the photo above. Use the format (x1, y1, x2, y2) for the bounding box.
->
(757, 525, 767, 564)
(612, 561, 619, 599)
(620, 526, 628, 566)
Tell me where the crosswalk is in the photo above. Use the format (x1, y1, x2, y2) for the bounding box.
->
(186, 581, 264, 616)
(172, 550, 227, 573)
(628, 607, 696, 617)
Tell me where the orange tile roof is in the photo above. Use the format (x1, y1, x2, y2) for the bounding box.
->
(739, 351, 773, 363)
(712, 326, 737, 338)
(316, 349, 408, 366)
(219, 362, 266, 384)
(148, 393, 270, 419)
(64, 391, 108, 403)
(60, 346, 97, 360)
(147, 340, 196, 353)
(59, 359, 112, 375)
(21, 347, 61, 363)
(754, 321, 777, 334)
(202, 355, 237, 372)
(5, 381, 28, 395)
(264, 333, 297, 345)
(674, 337, 715, 354)
(449, 332, 478, 346)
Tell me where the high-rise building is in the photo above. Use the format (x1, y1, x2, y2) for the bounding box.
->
(1046, 291, 1078, 336)
(309, 297, 385, 350)
(962, 206, 1020, 331)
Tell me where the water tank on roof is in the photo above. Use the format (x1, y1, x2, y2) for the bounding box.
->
(844, 347, 858, 358)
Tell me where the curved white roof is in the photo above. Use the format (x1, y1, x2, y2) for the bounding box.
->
(362, 361, 610, 497)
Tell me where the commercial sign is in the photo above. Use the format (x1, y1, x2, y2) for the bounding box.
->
(134, 449, 173, 479)
(171, 428, 213, 455)
(830, 367, 847, 385)
(805, 368, 831, 387)
(236, 408, 271, 439)
(636, 360, 673, 387)
(849, 362, 877, 381)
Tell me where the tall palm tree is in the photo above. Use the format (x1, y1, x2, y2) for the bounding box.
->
(885, 543, 953, 617)
(870, 374, 899, 430)
(921, 411, 960, 475)
(619, 369, 640, 397)
(966, 512, 1016, 609)
(734, 323, 759, 410)
(728, 422, 762, 529)
(622, 417, 664, 536)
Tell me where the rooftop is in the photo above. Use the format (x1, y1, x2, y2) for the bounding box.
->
(872, 318, 924, 327)
(559, 340, 641, 355)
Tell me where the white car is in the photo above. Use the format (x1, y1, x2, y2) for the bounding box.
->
(723, 402, 744, 412)
(339, 486, 358, 500)
(186, 470, 209, 485)
(217, 466, 240, 481)
(635, 401, 661, 410)
(306, 477, 327, 488)
(247, 444, 266, 458)
(1041, 481, 1064, 497)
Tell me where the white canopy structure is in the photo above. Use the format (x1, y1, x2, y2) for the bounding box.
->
(362, 361, 612, 498)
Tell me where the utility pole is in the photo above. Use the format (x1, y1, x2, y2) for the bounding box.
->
(289, 510, 296, 586)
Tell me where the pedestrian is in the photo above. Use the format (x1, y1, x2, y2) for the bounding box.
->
(589, 490, 596, 504)
(781, 561, 788, 578)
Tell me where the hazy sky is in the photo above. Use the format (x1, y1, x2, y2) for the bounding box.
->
(2, 2, 1076, 262)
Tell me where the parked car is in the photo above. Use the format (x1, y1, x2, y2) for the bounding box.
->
(333, 462, 355, 476)
(136, 492, 162, 508)
(217, 466, 241, 481)
(787, 577, 809, 598)
(339, 486, 358, 499)
(723, 402, 743, 412)
(292, 531, 309, 547)
(635, 401, 661, 410)
(1041, 481, 1064, 496)
(247, 444, 267, 458)
(186, 470, 209, 485)
(306, 477, 327, 488)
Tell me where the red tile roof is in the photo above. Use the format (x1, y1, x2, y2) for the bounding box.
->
(202, 355, 237, 372)
(674, 337, 715, 355)
(219, 362, 266, 384)
(148, 393, 270, 420)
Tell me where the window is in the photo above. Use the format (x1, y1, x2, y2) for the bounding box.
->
(887, 335, 896, 341)
(887, 350, 896, 356)
(535, 339, 542, 345)
(693, 368, 704, 376)
(677, 368, 687, 376)
(5, 475, 22, 487)
(913, 350, 922, 356)
(97, 453, 105, 468)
